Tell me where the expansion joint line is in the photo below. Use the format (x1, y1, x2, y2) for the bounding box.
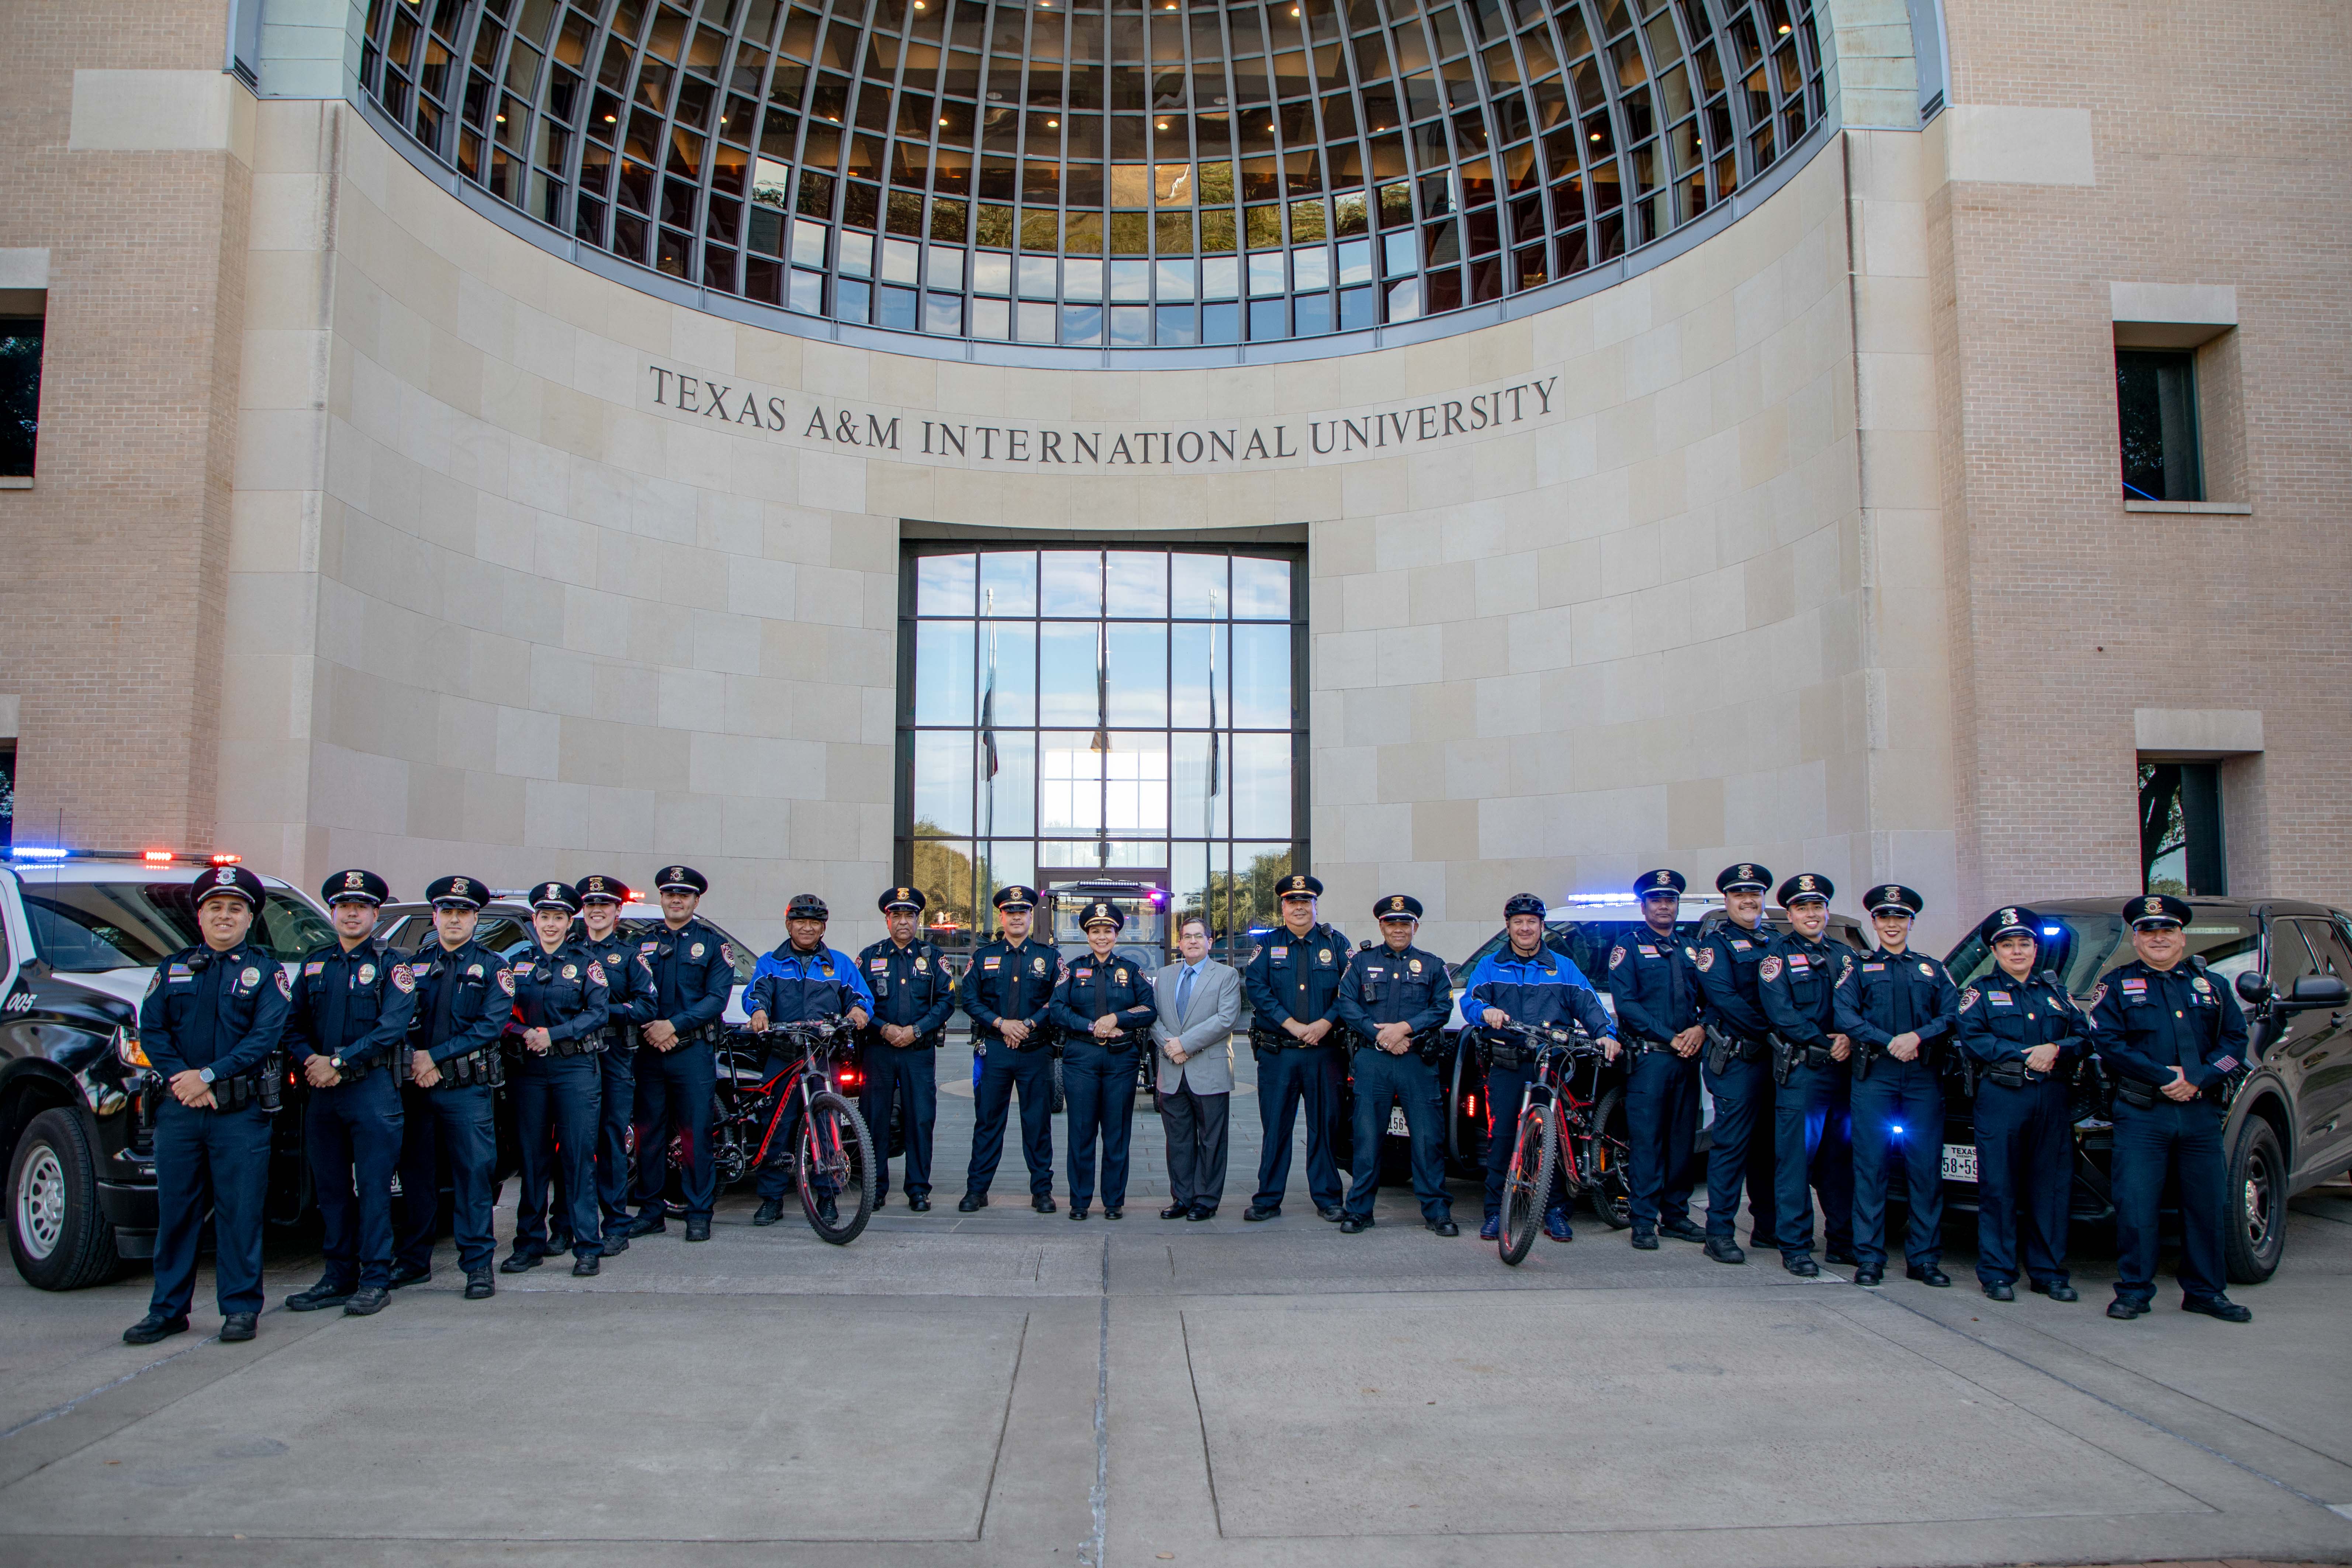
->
(1080, 1235, 1111, 1566)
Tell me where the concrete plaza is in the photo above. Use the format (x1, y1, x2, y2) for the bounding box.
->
(5, 1044, 2352, 1568)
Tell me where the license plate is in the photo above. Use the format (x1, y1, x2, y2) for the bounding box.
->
(1941, 1143, 1978, 1183)
(1387, 1106, 1409, 1137)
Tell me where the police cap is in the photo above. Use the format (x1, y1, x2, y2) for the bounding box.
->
(1977, 905, 2041, 945)
(425, 874, 486, 910)
(655, 865, 709, 895)
(2126, 893, 2193, 930)
(322, 868, 390, 907)
(1276, 873, 1323, 900)
(576, 874, 629, 904)
(530, 881, 581, 913)
(1079, 901, 1124, 932)
(879, 886, 927, 914)
(786, 893, 830, 921)
(1864, 883, 1924, 918)
(992, 884, 1038, 912)
(1715, 862, 1773, 894)
(1503, 892, 1546, 919)
(1375, 893, 1423, 922)
(193, 864, 266, 911)
(1777, 873, 1834, 906)
(1635, 869, 1687, 898)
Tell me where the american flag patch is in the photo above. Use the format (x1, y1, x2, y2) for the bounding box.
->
(2215, 1055, 2239, 1073)
(2121, 979, 2147, 994)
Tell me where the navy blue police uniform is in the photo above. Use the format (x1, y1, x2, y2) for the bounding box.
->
(1757, 873, 1857, 1274)
(1049, 902, 1158, 1219)
(1242, 873, 1351, 1221)
(858, 887, 957, 1209)
(1692, 863, 1784, 1260)
(956, 885, 1063, 1212)
(2090, 893, 2254, 1322)
(393, 876, 514, 1298)
(1461, 893, 1618, 1242)
(1955, 904, 2089, 1301)
(283, 870, 415, 1316)
(505, 883, 612, 1276)
(1606, 871, 1708, 1247)
(1833, 884, 1959, 1285)
(746, 895, 873, 1221)
(573, 874, 657, 1240)
(1333, 894, 1457, 1234)
(625, 866, 737, 1242)
(125, 865, 291, 1345)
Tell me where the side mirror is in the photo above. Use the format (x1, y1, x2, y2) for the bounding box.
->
(2286, 975, 2350, 1010)
(2236, 972, 2273, 1005)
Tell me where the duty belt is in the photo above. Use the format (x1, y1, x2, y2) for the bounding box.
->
(1982, 1058, 2050, 1091)
(1251, 1026, 1332, 1053)
(1345, 1027, 1446, 1065)
(157, 1055, 283, 1114)
(410, 1042, 504, 1088)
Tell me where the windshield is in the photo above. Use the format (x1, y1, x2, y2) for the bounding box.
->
(23, 880, 333, 970)
(1944, 910, 2261, 996)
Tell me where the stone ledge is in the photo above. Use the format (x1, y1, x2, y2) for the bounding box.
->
(2124, 499, 2251, 515)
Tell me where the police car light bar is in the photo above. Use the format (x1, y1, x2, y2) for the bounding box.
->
(5, 845, 242, 865)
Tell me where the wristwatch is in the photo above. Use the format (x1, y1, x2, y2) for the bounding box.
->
(329, 1056, 346, 1071)
(197, 1067, 215, 1084)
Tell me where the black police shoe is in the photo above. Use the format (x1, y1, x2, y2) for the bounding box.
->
(1853, 1265, 1883, 1287)
(1032, 1195, 1058, 1214)
(2182, 1295, 2253, 1323)
(219, 1313, 257, 1343)
(548, 1230, 574, 1256)
(600, 1233, 629, 1255)
(2031, 1280, 2080, 1303)
(572, 1254, 600, 1278)
(1104, 1207, 1123, 1221)
(1244, 1205, 1280, 1222)
(1630, 1229, 1659, 1250)
(464, 1271, 495, 1300)
(1160, 1203, 1190, 1219)
(1983, 1280, 2016, 1302)
(2107, 1298, 2149, 1320)
(1187, 1204, 1217, 1221)
(122, 1311, 189, 1346)
(387, 1260, 431, 1289)
(684, 1217, 711, 1242)
(1826, 1247, 1860, 1266)
(1704, 1237, 1747, 1266)
(1905, 1264, 1952, 1288)
(1660, 1218, 1708, 1243)
(1070, 1206, 1089, 1221)
(958, 1192, 989, 1212)
(1338, 1215, 1370, 1233)
(1427, 1216, 1460, 1237)
(753, 1198, 786, 1226)
(499, 1249, 543, 1274)
(1317, 1205, 1345, 1223)
(1784, 1254, 1820, 1277)
(343, 1287, 390, 1317)
(623, 1212, 667, 1237)
(286, 1278, 356, 1312)
(908, 1193, 932, 1213)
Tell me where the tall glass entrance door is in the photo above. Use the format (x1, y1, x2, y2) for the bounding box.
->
(897, 543, 1307, 962)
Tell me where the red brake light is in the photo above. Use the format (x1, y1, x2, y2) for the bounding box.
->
(143, 849, 174, 863)
(210, 852, 242, 865)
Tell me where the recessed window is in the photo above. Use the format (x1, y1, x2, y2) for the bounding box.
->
(2117, 348, 2201, 502)
(2140, 759, 2223, 896)
(0, 317, 41, 478)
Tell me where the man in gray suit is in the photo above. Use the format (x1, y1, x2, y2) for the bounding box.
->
(1152, 914, 1243, 1219)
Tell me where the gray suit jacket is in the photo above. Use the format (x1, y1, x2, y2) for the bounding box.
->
(1150, 959, 1241, 1095)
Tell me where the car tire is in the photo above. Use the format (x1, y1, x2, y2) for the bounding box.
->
(2223, 1115, 2286, 1286)
(8, 1108, 124, 1291)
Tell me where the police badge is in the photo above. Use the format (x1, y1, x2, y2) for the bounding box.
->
(239, 966, 261, 989)
(359, 963, 376, 985)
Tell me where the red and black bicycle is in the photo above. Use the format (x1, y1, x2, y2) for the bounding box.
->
(1494, 1021, 1633, 1265)
(710, 1019, 876, 1244)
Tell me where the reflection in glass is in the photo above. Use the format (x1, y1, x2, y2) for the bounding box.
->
(978, 620, 1036, 728)
(1226, 844, 1294, 936)
(913, 731, 976, 836)
(1174, 730, 1225, 838)
(1172, 552, 1227, 619)
(1040, 549, 1101, 616)
(1038, 731, 1099, 835)
(914, 620, 976, 725)
(1105, 550, 1166, 616)
(1230, 733, 1291, 839)
(1169, 622, 1229, 727)
(1230, 623, 1291, 728)
(917, 552, 976, 616)
(1106, 623, 1168, 726)
(980, 550, 1038, 617)
(1232, 555, 1291, 618)
(977, 727, 1035, 841)
(1039, 623, 1100, 726)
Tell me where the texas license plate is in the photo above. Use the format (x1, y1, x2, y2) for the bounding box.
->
(1387, 1106, 1409, 1137)
(1941, 1143, 1979, 1183)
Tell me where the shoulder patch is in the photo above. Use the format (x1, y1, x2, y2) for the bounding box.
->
(497, 968, 516, 997)
(276, 969, 293, 999)
(2089, 983, 2105, 1010)
(392, 964, 417, 994)
(145, 969, 163, 997)
(1959, 987, 1979, 1013)
(1758, 956, 1783, 983)
(1608, 945, 1626, 970)
(587, 961, 606, 987)
(720, 942, 736, 967)
(1695, 946, 1715, 973)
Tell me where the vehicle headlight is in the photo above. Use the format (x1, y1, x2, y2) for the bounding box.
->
(115, 1026, 150, 1069)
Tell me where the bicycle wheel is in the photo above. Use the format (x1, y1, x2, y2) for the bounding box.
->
(1499, 1106, 1556, 1267)
(1582, 1087, 1635, 1230)
(796, 1090, 876, 1244)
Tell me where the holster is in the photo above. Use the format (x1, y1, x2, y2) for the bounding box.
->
(1483, 1031, 1529, 1072)
(1853, 1042, 1883, 1081)
(1984, 1059, 2039, 1091)
(546, 1033, 600, 1058)
(207, 1055, 283, 1113)
(2111, 1073, 2159, 1109)
(1249, 1027, 1287, 1058)
(1768, 1036, 1796, 1087)
(424, 1044, 505, 1089)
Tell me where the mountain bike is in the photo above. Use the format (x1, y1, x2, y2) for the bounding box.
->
(1494, 1022, 1633, 1265)
(710, 1019, 875, 1244)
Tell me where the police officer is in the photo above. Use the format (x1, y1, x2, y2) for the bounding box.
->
(746, 894, 873, 1226)
(123, 865, 291, 1346)
(1462, 892, 1619, 1243)
(504, 882, 612, 1277)
(1050, 902, 1157, 1221)
(1693, 863, 1783, 1263)
(620, 865, 738, 1244)
(573, 874, 656, 1249)
(858, 887, 956, 1211)
(283, 869, 414, 1319)
(1833, 884, 1958, 1288)
(1242, 873, 1351, 1223)
(1334, 894, 1457, 1236)
(956, 885, 1062, 1212)
(391, 875, 513, 1301)
(1757, 873, 1858, 1277)
(1605, 870, 1707, 1251)
(1957, 904, 2090, 1303)
(2091, 893, 2254, 1323)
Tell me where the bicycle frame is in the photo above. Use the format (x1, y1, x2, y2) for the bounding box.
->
(1514, 1038, 1609, 1195)
(740, 1021, 854, 1173)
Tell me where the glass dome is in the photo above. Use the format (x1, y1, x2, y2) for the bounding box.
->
(360, 0, 1823, 349)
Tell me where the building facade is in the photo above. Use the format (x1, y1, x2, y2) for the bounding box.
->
(0, 0, 2340, 957)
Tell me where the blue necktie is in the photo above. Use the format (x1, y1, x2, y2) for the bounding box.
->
(1176, 965, 1195, 1020)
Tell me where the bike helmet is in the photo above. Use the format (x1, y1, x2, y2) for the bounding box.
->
(786, 893, 830, 921)
(1502, 892, 1546, 919)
